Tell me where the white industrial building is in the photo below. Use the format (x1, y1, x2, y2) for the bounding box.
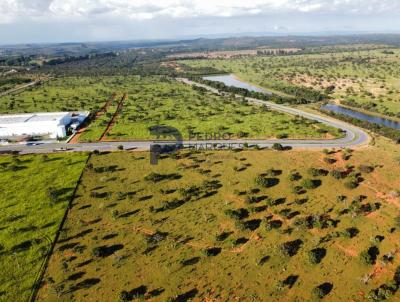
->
(0, 112, 88, 139)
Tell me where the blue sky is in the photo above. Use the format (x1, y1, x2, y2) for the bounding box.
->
(1, 0, 400, 44)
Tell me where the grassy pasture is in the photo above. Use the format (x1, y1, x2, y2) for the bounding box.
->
(37, 144, 400, 302)
(0, 77, 120, 113)
(83, 76, 340, 141)
(0, 153, 88, 302)
(77, 103, 120, 142)
(182, 48, 400, 117)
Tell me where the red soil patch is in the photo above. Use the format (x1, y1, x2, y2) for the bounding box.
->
(69, 93, 116, 143)
(335, 243, 358, 257)
(99, 93, 127, 141)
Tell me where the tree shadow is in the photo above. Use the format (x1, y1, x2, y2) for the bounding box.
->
(204, 247, 221, 256)
(148, 288, 165, 297)
(92, 244, 124, 257)
(68, 278, 101, 293)
(139, 195, 153, 201)
(181, 257, 201, 266)
(76, 259, 93, 268)
(119, 209, 140, 218)
(58, 242, 79, 252)
(67, 272, 86, 281)
(282, 275, 299, 289)
(11, 238, 42, 253)
(173, 289, 198, 302)
(58, 229, 93, 243)
(243, 219, 261, 231)
(102, 233, 118, 240)
(258, 255, 270, 265)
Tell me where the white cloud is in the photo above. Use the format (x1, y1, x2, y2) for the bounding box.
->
(1, 0, 400, 24)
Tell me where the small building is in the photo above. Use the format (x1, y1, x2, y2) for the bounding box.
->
(0, 112, 87, 139)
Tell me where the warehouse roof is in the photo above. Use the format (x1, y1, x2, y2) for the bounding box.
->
(0, 112, 70, 125)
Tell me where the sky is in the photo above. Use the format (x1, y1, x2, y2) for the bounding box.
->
(1, 0, 400, 45)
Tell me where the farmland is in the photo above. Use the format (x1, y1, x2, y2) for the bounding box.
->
(36, 139, 400, 302)
(181, 48, 400, 118)
(79, 76, 341, 142)
(0, 153, 88, 302)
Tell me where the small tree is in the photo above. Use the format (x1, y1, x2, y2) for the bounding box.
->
(272, 143, 284, 151)
(301, 179, 320, 189)
(312, 283, 333, 300)
(119, 291, 130, 302)
(308, 248, 326, 264)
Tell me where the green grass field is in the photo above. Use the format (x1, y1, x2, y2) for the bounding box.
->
(0, 74, 341, 142)
(181, 48, 400, 118)
(79, 76, 341, 141)
(0, 77, 119, 113)
(77, 102, 120, 142)
(0, 153, 88, 302)
(37, 144, 400, 302)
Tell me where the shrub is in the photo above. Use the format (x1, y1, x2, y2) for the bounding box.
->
(265, 168, 281, 177)
(330, 169, 345, 179)
(280, 239, 303, 257)
(323, 157, 336, 164)
(255, 175, 279, 188)
(292, 186, 304, 194)
(289, 172, 302, 181)
(359, 165, 374, 173)
(203, 247, 221, 257)
(245, 195, 258, 204)
(342, 153, 351, 160)
(342, 227, 359, 238)
(312, 283, 333, 299)
(224, 208, 249, 220)
(367, 283, 397, 301)
(301, 179, 321, 189)
(264, 219, 283, 231)
(216, 232, 231, 242)
(360, 246, 380, 265)
(308, 248, 326, 264)
(345, 180, 358, 189)
(119, 291, 130, 302)
(272, 143, 284, 151)
(308, 168, 328, 177)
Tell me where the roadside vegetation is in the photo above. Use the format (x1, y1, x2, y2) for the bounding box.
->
(36, 143, 400, 302)
(0, 153, 88, 302)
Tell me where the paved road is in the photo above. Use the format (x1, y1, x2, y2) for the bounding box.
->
(0, 81, 39, 98)
(0, 79, 369, 154)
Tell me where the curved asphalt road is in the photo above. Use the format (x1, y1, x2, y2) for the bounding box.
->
(0, 79, 369, 154)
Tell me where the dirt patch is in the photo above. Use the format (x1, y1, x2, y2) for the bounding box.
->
(69, 93, 116, 144)
(99, 93, 127, 141)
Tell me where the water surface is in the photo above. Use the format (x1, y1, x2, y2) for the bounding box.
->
(321, 104, 400, 129)
(203, 74, 272, 94)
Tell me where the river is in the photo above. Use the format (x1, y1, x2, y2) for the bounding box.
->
(203, 74, 272, 95)
(321, 104, 400, 130)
